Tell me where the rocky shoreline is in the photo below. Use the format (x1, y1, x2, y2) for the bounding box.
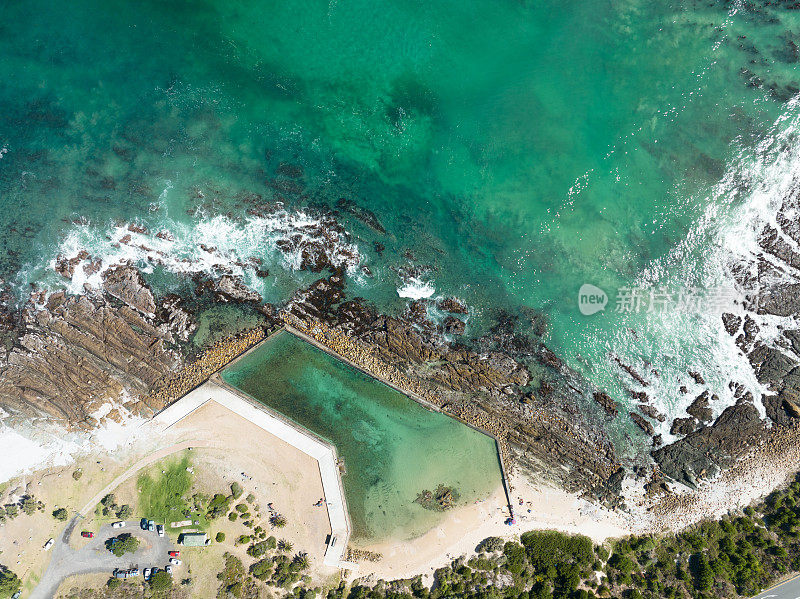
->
(6, 186, 800, 519)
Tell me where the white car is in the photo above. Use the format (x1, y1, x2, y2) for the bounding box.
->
(111, 521, 125, 529)
(165, 565, 173, 575)
(43, 538, 54, 551)
(143, 568, 151, 580)
(169, 558, 181, 566)
(156, 524, 164, 537)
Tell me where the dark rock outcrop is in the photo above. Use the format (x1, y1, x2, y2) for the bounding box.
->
(686, 391, 713, 422)
(630, 412, 655, 435)
(592, 391, 619, 417)
(638, 404, 666, 422)
(653, 403, 766, 488)
(670, 417, 697, 436)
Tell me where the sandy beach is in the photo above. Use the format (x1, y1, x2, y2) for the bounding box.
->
(355, 473, 629, 582)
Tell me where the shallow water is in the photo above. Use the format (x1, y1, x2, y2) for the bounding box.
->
(2, 0, 800, 447)
(221, 330, 503, 543)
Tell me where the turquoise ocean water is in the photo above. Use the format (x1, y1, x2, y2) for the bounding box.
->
(222, 330, 502, 543)
(2, 1, 800, 448)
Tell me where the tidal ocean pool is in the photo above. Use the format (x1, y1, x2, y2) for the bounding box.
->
(221, 330, 503, 544)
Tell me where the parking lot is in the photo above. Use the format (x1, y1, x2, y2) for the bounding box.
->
(30, 518, 178, 599)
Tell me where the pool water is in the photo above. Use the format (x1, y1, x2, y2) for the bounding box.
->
(221, 330, 503, 544)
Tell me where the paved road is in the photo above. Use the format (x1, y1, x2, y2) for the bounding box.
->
(29, 519, 176, 599)
(752, 574, 800, 599)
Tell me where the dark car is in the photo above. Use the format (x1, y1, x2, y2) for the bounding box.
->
(140, 518, 148, 530)
(80, 531, 94, 538)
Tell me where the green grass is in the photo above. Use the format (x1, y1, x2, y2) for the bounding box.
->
(137, 452, 207, 530)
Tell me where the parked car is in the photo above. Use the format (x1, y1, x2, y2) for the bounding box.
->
(147, 520, 155, 532)
(169, 558, 181, 566)
(113, 569, 127, 579)
(168, 550, 180, 557)
(143, 568, 151, 580)
(128, 568, 140, 577)
(43, 539, 54, 551)
(165, 565, 173, 575)
(111, 521, 125, 529)
(80, 531, 94, 538)
(156, 524, 164, 537)
(140, 518, 148, 530)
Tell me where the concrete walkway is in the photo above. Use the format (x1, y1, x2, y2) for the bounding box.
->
(153, 380, 356, 569)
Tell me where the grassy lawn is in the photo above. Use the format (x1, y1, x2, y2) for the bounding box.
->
(137, 451, 208, 531)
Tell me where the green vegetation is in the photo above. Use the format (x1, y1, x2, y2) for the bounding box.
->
(0, 494, 43, 523)
(149, 570, 173, 592)
(96, 493, 132, 521)
(217, 553, 260, 599)
(208, 493, 232, 520)
(105, 533, 139, 557)
(315, 476, 800, 599)
(0, 565, 21, 599)
(137, 453, 205, 530)
(72, 469, 83, 481)
(231, 482, 244, 500)
(270, 514, 287, 528)
(106, 577, 121, 590)
(216, 532, 226, 543)
(52, 507, 69, 521)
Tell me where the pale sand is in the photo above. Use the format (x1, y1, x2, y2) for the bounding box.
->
(162, 399, 335, 578)
(355, 473, 629, 582)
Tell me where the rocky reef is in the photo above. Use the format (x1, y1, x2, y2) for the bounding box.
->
(0, 265, 186, 424)
(282, 273, 622, 506)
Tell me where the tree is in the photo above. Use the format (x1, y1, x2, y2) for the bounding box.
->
(0, 565, 21, 599)
(52, 508, 69, 521)
(216, 532, 226, 543)
(149, 570, 173, 592)
(293, 552, 310, 570)
(106, 533, 139, 557)
(19, 495, 39, 516)
(692, 552, 714, 592)
(271, 514, 287, 528)
(231, 482, 243, 499)
(107, 577, 121, 590)
(116, 504, 133, 520)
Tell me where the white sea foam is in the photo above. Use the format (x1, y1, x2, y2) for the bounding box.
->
(612, 97, 800, 438)
(40, 207, 361, 299)
(397, 275, 435, 300)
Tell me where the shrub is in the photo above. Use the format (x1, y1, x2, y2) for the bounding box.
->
(228, 511, 238, 522)
(72, 469, 82, 481)
(231, 482, 243, 499)
(106, 577, 121, 590)
(149, 570, 173, 592)
(52, 508, 69, 521)
(271, 514, 287, 528)
(216, 532, 226, 543)
(116, 504, 132, 520)
(235, 503, 248, 513)
(477, 536, 505, 553)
